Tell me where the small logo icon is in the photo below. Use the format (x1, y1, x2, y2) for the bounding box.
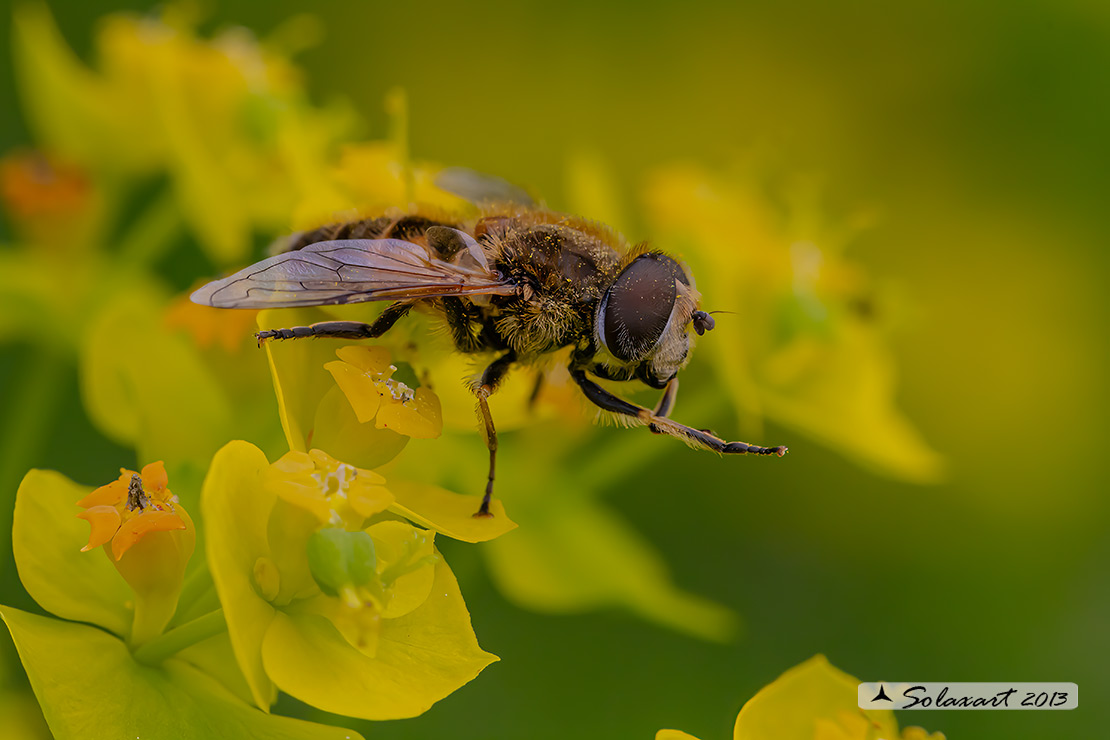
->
(872, 684, 893, 702)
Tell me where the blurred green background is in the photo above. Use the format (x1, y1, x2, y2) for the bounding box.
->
(0, 1, 1106, 739)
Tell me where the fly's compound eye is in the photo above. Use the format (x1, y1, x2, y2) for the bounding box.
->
(598, 253, 690, 362)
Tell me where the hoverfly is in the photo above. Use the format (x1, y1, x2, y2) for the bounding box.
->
(191, 174, 787, 516)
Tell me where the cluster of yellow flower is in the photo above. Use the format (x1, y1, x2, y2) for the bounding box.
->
(0, 4, 944, 739)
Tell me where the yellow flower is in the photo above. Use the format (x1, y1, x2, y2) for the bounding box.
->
(262, 310, 446, 469)
(76, 461, 187, 561)
(265, 449, 394, 526)
(289, 89, 468, 230)
(324, 345, 442, 439)
(202, 440, 503, 719)
(163, 292, 260, 354)
(656, 656, 944, 740)
(72, 461, 195, 645)
(0, 150, 103, 250)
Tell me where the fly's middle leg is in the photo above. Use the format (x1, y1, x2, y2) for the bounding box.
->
(255, 302, 411, 345)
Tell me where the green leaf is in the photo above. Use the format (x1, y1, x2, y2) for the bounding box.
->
(1, 606, 362, 740)
(201, 441, 279, 710)
(261, 561, 496, 720)
(12, 470, 132, 637)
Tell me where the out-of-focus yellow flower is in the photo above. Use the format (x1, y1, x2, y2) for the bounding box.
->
(0, 150, 103, 249)
(643, 164, 942, 482)
(163, 292, 260, 354)
(656, 655, 944, 740)
(290, 89, 467, 230)
(12, 2, 353, 264)
(202, 440, 501, 719)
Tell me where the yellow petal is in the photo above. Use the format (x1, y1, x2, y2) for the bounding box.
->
(270, 450, 315, 475)
(733, 656, 898, 740)
(76, 505, 121, 551)
(113, 505, 196, 646)
(261, 560, 496, 720)
(13, 470, 134, 636)
(323, 360, 382, 423)
(901, 728, 945, 740)
(267, 479, 331, 523)
(375, 387, 441, 439)
(484, 493, 736, 643)
(310, 386, 409, 470)
(201, 440, 280, 709)
(76, 476, 128, 508)
(111, 510, 185, 561)
(657, 732, 702, 740)
(365, 521, 436, 619)
(261, 308, 351, 452)
(140, 460, 169, 494)
(334, 345, 393, 375)
(294, 592, 383, 659)
(347, 482, 394, 518)
(387, 479, 516, 543)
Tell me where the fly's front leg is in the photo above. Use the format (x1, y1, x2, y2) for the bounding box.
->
(648, 378, 679, 434)
(570, 369, 787, 456)
(473, 351, 516, 518)
(256, 302, 411, 345)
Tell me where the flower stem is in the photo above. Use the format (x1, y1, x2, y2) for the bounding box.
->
(132, 609, 227, 665)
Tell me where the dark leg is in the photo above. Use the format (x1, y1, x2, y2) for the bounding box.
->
(570, 368, 787, 456)
(441, 297, 484, 352)
(256, 302, 411, 344)
(526, 372, 545, 412)
(473, 351, 516, 517)
(648, 377, 679, 434)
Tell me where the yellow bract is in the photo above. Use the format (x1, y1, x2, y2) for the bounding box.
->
(736, 656, 947, 740)
(202, 440, 500, 719)
(656, 656, 944, 740)
(12, 2, 352, 264)
(643, 164, 943, 482)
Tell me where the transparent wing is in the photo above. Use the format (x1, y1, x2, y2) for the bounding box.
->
(434, 167, 535, 206)
(190, 238, 518, 309)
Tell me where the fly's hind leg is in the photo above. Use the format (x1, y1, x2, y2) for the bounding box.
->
(571, 369, 787, 457)
(473, 351, 517, 518)
(255, 302, 412, 345)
